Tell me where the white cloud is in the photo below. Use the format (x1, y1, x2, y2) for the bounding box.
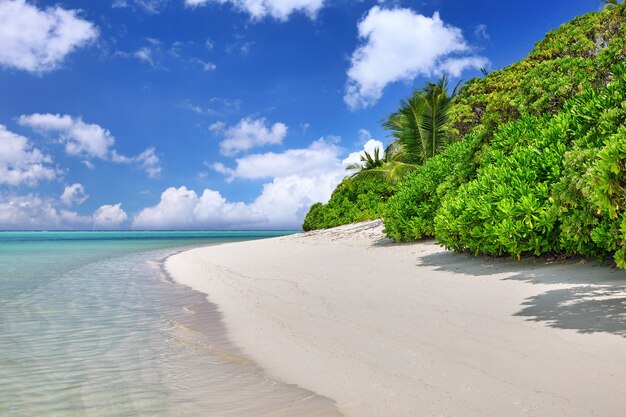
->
(113, 0, 168, 14)
(344, 6, 488, 109)
(217, 117, 288, 156)
(213, 137, 341, 181)
(132, 174, 342, 230)
(185, 0, 324, 21)
(135, 138, 385, 229)
(60, 209, 91, 225)
(194, 59, 216, 71)
(60, 183, 88, 206)
(358, 128, 373, 143)
(0, 194, 132, 230)
(18, 113, 161, 177)
(134, 47, 155, 66)
(93, 203, 128, 229)
(251, 173, 343, 229)
(342, 138, 385, 170)
(0, 194, 95, 229)
(133, 186, 266, 229)
(0, 0, 98, 73)
(0, 194, 61, 229)
(0, 125, 57, 186)
(438, 56, 488, 77)
(135, 147, 162, 178)
(19, 113, 113, 159)
(474, 23, 489, 40)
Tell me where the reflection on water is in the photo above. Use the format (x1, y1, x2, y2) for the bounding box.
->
(0, 234, 341, 416)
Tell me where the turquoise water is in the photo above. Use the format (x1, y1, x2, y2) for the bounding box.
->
(0, 232, 341, 416)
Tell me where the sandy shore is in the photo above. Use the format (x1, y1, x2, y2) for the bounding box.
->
(166, 220, 626, 417)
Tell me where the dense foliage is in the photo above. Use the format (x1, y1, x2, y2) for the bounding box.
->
(302, 176, 395, 231)
(448, 6, 626, 140)
(305, 5, 626, 269)
(434, 64, 626, 266)
(383, 5, 626, 269)
(383, 134, 481, 241)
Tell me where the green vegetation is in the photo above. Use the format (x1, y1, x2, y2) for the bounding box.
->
(302, 76, 458, 231)
(304, 5, 626, 270)
(302, 176, 395, 231)
(383, 133, 481, 241)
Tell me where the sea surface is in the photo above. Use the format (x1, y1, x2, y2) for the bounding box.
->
(0, 231, 342, 417)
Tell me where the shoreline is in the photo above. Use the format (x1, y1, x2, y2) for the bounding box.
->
(166, 220, 626, 417)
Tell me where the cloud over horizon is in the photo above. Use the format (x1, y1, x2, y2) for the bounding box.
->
(134, 137, 379, 229)
(0, 193, 127, 230)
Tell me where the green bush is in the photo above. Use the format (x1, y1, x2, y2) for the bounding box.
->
(383, 133, 481, 242)
(302, 176, 395, 231)
(448, 6, 626, 141)
(434, 114, 565, 257)
(434, 64, 626, 266)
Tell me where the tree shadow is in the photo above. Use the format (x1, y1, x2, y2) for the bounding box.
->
(411, 243, 626, 338)
(514, 286, 626, 337)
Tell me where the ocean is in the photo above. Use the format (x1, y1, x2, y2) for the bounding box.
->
(0, 231, 341, 416)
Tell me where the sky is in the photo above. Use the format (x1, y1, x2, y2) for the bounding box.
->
(0, 0, 600, 230)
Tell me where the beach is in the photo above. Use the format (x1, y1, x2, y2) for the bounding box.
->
(166, 220, 626, 417)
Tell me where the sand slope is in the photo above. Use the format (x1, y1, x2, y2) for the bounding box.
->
(166, 220, 626, 417)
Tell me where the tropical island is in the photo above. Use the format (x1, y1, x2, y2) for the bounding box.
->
(304, 2, 626, 270)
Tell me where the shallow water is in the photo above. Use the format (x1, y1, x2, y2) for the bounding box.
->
(0, 232, 342, 416)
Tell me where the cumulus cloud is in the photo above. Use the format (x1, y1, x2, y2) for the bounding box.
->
(0, 125, 57, 186)
(18, 113, 161, 177)
(132, 186, 266, 229)
(216, 117, 288, 156)
(132, 172, 343, 230)
(60, 183, 88, 206)
(135, 138, 384, 230)
(93, 203, 128, 229)
(0, 194, 92, 230)
(0, 193, 134, 230)
(184, 0, 324, 21)
(344, 6, 488, 109)
(212, 137, 342, 181)
(19, 113, 113, 159)
(0, 0, 98, 73)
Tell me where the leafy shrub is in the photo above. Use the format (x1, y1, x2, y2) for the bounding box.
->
(448, 6, 626, 141)
(302, 176, 395, 231)
(434, 114, 565, 257)
(383, 133, 481, 242)
(435, 64, 626, 267)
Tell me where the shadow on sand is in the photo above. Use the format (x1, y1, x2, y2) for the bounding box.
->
(405, 240, 626, 338)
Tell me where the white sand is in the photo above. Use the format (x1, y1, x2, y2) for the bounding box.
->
(166, 220, 626, 417)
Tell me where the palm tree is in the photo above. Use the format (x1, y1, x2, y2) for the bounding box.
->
(346, 142, 418, 183)
(384, 76, 459, 165)
(345, 147, 386, 175)
(347, 76, 458, 184)
(603, 0, 622, 10)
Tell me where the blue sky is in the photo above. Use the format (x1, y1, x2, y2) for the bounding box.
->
(0, 0, 599, 229)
